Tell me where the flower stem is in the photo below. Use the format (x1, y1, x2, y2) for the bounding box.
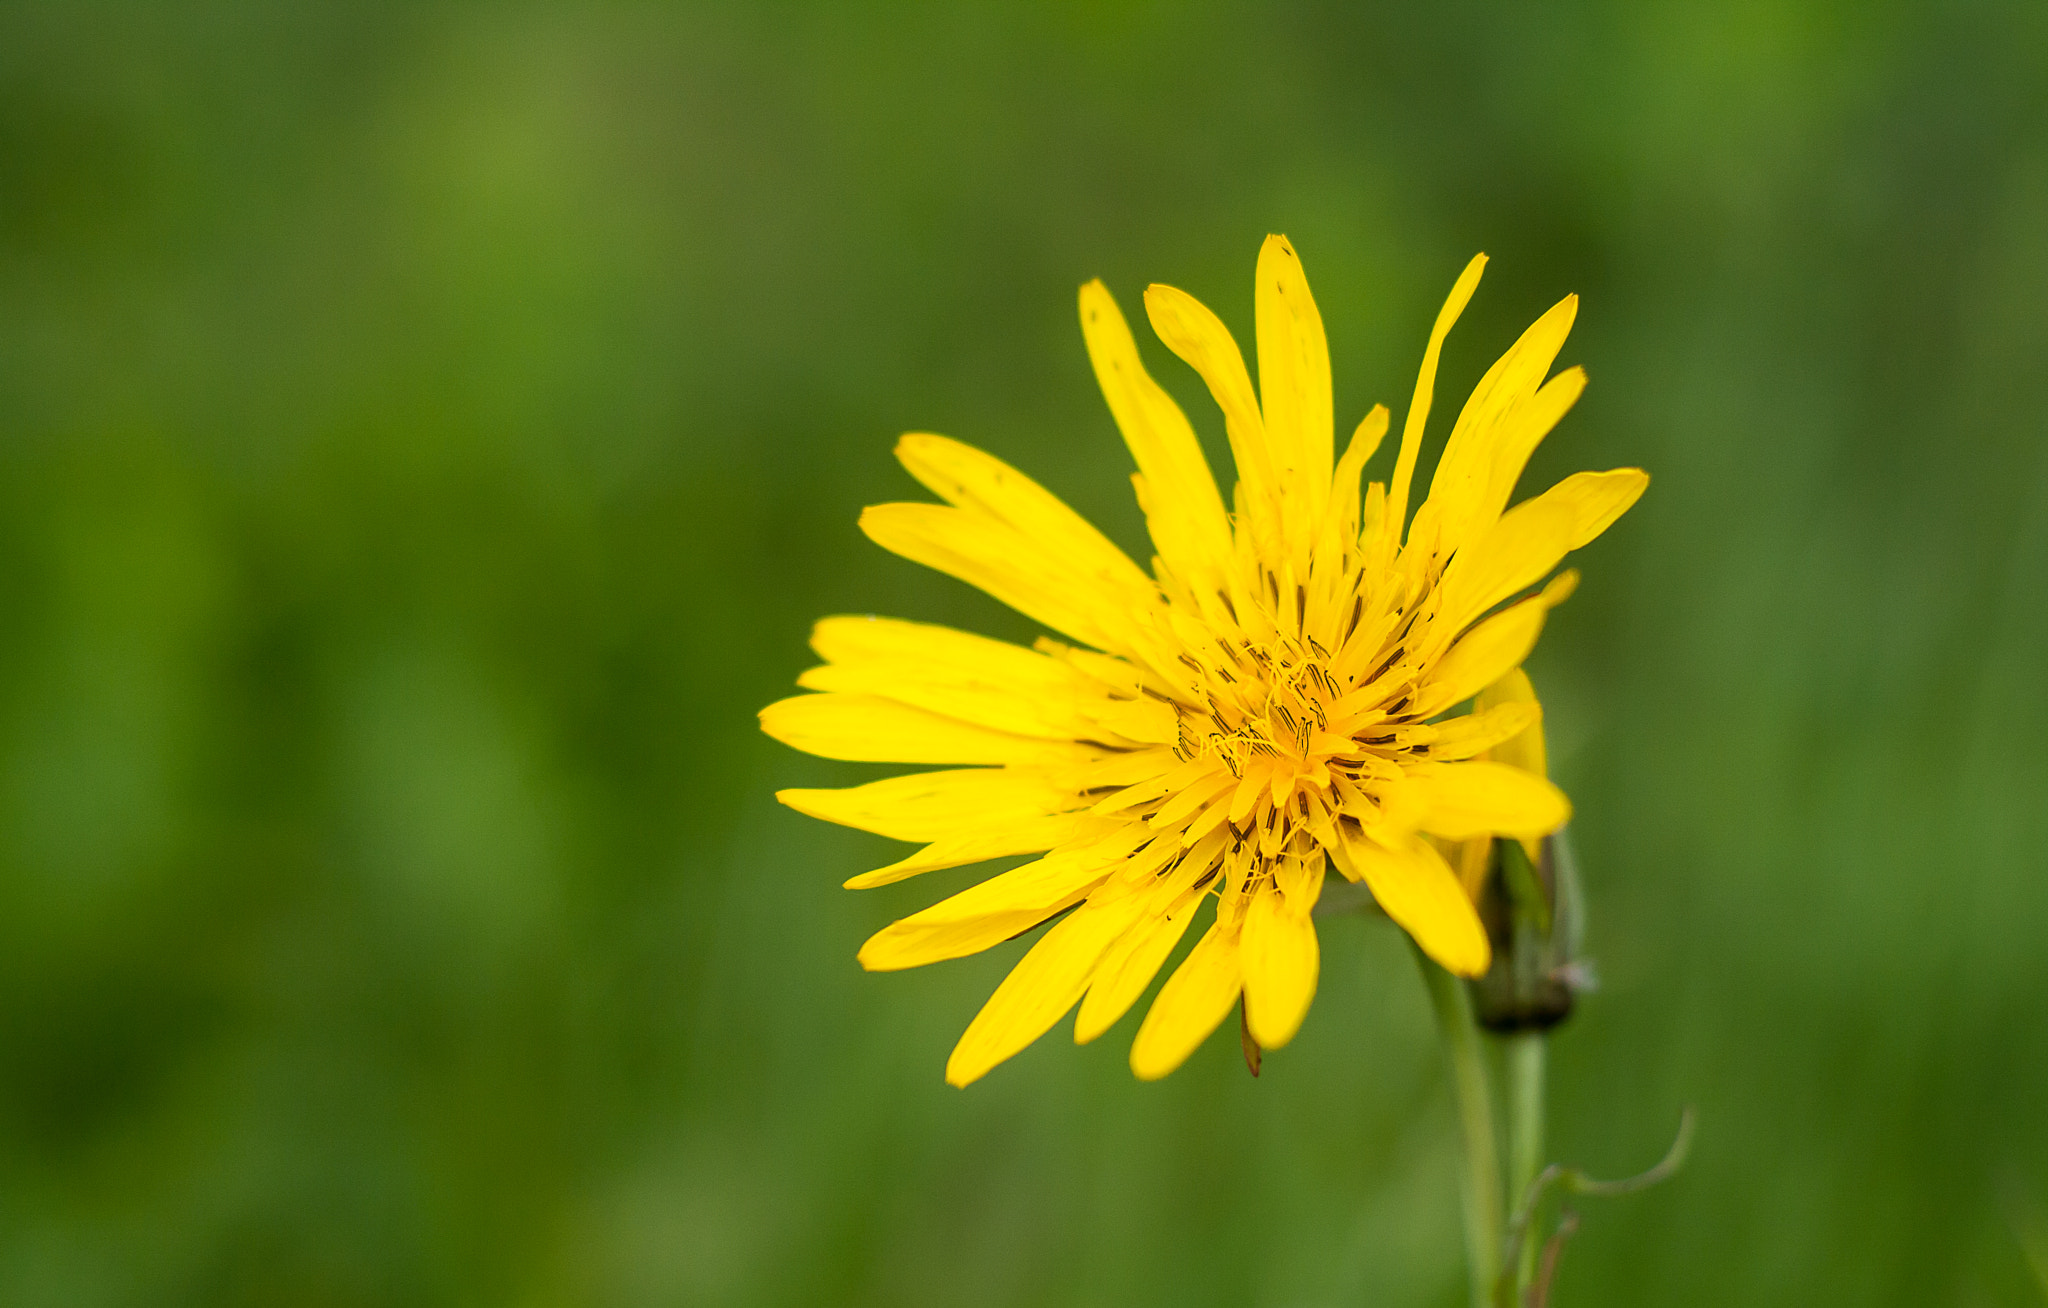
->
(1417, 947, 1501, 1308)
(1504, 1032, 1547, 1300)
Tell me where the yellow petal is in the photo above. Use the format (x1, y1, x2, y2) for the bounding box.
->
(1070, 746, 1182, 796)
(945, 896, 1144, 1086)
(760, 693, 1086, 765)
(1414, 296, 1579, 560)
(1129, 918, 1243, 1080)
(810, 615, 1090, 695)
(1448, 836, 1492, 900)
(1082, 695, 1179, 746)
(1254, 234, 1333, 537)
(1148, 767, 1238, 831)
(1337, 406, 1390, 486)
(777, 767, 1078, 841)
(1411, 572, 1576, 719)
(1298, 406, 1391, 652)
(796, 654, 1108, 743)
(1035, 637, 1155, 699)
(859, 502, 1141, 653)
(1422, 699, 1544, 761)
(1228, 765, 1272, 827)
(1386, 254, 1487, 544)
(1476, 667, 1547, 781)
(858, 904, 1074, 975)
(1177, 784, 1239, 848)
(1477, 666, 1549, 864)
(1406, 760, 1571, 842)
(1074, 880, 1205, 1044)
(1276, 845, 1325, 910)
(1078, 280, 1233, 587)
(1432, 468, 1648, 638)
(1350, 832, 1491, 976)
(1239, 877, 1322, 1049)
(1469, 366, 1588, 546)
(856, 826, 1151, 971)
(844, 813, 1113, 890)
(1143, 282, 1282, 553)
(895, 433, 1155, 599)
(1557, 470, 1648, 550)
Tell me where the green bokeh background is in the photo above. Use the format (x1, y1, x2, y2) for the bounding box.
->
(3, 2, 2046, 1304)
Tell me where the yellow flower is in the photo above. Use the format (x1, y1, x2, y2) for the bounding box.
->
(762, 237, 1646, 1086)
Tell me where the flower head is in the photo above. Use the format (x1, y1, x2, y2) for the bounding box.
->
(762, 237, 1645, 1085)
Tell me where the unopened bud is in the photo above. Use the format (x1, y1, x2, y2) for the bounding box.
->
(1468, 825, 1591, 1033)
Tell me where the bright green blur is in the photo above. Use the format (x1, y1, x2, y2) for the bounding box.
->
(1, 3, 2045, 1305)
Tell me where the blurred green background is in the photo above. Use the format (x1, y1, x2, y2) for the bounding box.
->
(2, 1, 2045, 1304)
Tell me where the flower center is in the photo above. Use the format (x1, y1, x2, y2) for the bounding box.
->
(1174, 632, 1346, 773)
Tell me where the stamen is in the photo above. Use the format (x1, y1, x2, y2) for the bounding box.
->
(1365, 644, 1405, 685)
(1270, 703, 1299, 742)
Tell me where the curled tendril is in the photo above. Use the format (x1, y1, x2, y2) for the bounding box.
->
(1499, 1107, 1697, 1303)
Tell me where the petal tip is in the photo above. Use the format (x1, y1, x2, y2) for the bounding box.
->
(756, 697, 799, 740)
(1421, 919, 1493, 978)
(854, 935, 900, 971)
(1244, 1006, 1309, 1052)
(1127, 1045, 1180, 1082)
(1446, 942, 1492, 978)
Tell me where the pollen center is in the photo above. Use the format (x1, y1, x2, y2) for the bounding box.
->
(1175, 635, 1343, 774)
(1148, 595, 1401, 873)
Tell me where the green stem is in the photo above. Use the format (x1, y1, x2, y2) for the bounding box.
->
(1504, 1033, 1547, 1300)
(1417, 947, 1501, 1308)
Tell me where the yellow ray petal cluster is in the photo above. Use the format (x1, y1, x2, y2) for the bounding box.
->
(761, 237, 1647, 1085)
